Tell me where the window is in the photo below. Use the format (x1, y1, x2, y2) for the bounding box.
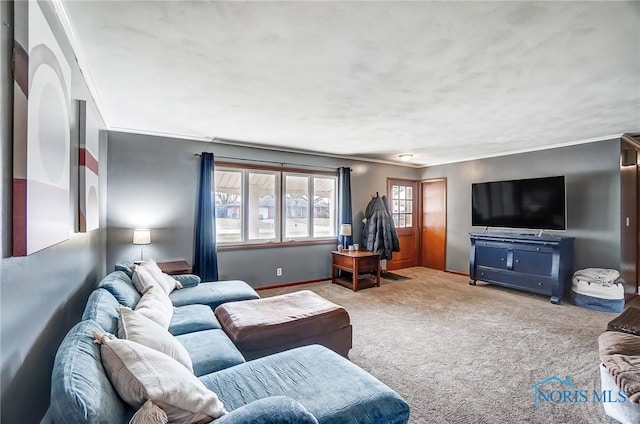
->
(248, 172, 277, 241)
(215, 170, 242, 243)
(390, 183, 413, 228)
(284, 175, 309, 239)
(312, 177, 336, 237)
(215, 165, 337, 246)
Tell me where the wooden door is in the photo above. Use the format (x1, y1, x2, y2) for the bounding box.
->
(421, 178, 447, 271)
(386, 179, 418, 270)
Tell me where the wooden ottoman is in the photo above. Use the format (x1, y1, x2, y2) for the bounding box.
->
(214, 290, 352, 360)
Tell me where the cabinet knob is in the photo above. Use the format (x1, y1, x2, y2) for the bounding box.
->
(515, 259, 519, 263)
(536, 248, 540, 251)
(538, 282, 543, 286)
(501, 257, 505, 261)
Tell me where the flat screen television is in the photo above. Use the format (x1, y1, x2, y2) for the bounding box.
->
(471, 176, 566, 230)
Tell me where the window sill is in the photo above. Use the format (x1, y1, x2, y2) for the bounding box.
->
(217, 239, 338, 251)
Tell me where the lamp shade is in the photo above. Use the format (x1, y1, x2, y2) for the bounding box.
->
(132, 229, 151, 245)
(339, 224, 352, 236)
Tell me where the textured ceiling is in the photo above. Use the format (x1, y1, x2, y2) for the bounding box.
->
(58, 1, 639, 166)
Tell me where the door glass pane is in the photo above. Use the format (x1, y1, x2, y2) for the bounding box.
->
(389, 181, 414, 229)
(248, 172, 276, 240)
(214, 170, 242, 242)
(313, 177, 335, 237)
(285, 175, 309, 238)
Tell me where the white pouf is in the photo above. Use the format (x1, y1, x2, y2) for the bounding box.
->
(570, 269, 624, 313)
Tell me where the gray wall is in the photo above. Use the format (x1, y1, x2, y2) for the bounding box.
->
(0, 2, 107, 423)
(420, 139, 622, 274)
(106, 132, 418, 287)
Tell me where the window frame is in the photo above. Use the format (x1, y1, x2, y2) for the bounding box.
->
(387, 178, 417, 236)
(215, 162, 338, 250)
(245, 169, 280, 243)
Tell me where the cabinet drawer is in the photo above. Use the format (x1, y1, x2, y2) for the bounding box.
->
(513, 250, 553, 276)
(512, 243, 554, 254)
(476, 246, 508, 269)
(333, 254, 354, 268)
(476, 267, 509, 284)
(357, 257, 379, 272)
(476, 267, 552, 295)
(515, 274, 553, 295)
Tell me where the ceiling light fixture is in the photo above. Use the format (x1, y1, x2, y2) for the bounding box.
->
(398, 154, 413, 162)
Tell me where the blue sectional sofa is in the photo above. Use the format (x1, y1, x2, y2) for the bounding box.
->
(42, 268, 410, 424)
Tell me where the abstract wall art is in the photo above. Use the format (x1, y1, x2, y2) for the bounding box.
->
(78, 100, 100, 232)
(13, 2, 72, 256)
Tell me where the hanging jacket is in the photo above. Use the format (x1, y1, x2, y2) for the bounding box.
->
(361, 194, 400, 260)
(382, 195, 401, 253)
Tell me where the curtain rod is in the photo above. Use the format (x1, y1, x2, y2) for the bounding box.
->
(193, 153, 350, 171)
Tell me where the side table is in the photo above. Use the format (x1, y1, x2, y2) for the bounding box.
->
(331, 250, 381, 291)
(157, 260, 192, 275)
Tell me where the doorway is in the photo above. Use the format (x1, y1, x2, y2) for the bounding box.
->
(421, 178, 447, 271)
(386, 178, 419, 270)
(621, 133, 640, 295)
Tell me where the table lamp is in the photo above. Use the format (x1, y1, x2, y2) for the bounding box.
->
(339, 224, 352, 249)
(132, 229, 151, 262)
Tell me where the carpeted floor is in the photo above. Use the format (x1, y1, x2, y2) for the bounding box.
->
(260, 267, 620, 424)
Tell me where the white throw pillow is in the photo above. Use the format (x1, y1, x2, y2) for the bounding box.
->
(94, 330, 227, 423)
(118, 307, 193, 372)
(133, 259, 182, 295)
(134, 285, 173, 329)
(145, 258, 183, 293)
(132, 264, 157, 294)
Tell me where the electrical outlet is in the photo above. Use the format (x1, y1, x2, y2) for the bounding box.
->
(276, 267, 283, 276)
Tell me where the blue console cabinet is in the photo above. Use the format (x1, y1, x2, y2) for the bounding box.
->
(469, 233, 575, 304)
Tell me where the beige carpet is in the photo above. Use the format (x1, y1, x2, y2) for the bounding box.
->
(260, 267, 620, 424)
